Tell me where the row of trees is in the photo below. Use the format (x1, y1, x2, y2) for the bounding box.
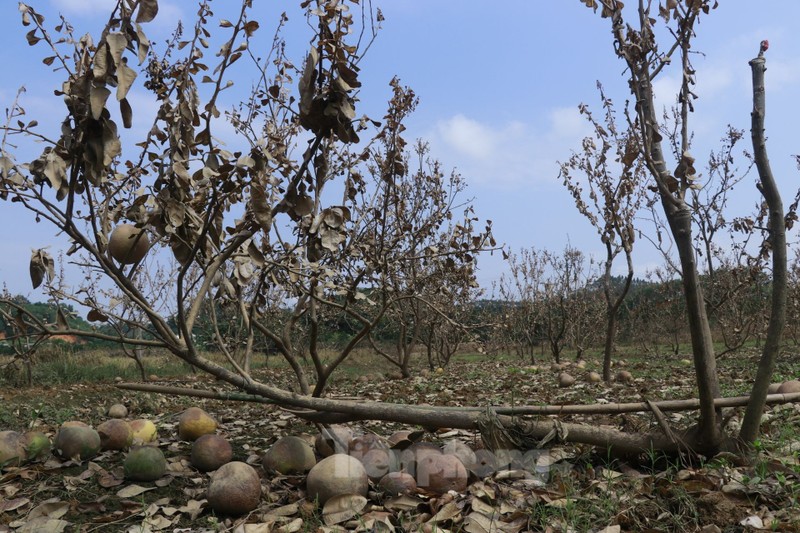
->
(1, 0, 797, 455)
(7, 241, 800, 382)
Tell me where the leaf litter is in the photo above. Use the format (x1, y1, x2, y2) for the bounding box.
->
(0, 355, 799, 531)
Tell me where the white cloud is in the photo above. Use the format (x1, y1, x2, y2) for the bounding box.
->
(427, 106, 591, 189)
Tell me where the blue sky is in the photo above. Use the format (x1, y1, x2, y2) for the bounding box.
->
(1, 1, 800, 298)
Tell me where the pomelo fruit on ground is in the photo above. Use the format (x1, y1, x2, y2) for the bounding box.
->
(777, 380, 800, 394)
(378, 471, 417, 495)
(109, 224, 150, 264)
(97, 419, 133, 451)
(398, 442, 442, 476)
(416, 454, 468, 495)
(616, 370, 633, 383)
(348, 433, 388, 462)
(558, 372, 576, 387)
(0, 431, 26, 468)
(21, 431, 50, 462)
(61, 420, 90, 428)
(357, 448, 398, 483)
(191, 434, 233, 472)
(262, 435, 316, 475)
(206, 461, 262, 516)
(470, 449, 498, 478)
(129, 419, 158, 444)
(178, 407, 217, 441)
(442, 440, 476, 471)
(107, 403, 128, 418)
(315, 425, 353, 457)
(53, 425, 101, 461)
(306, 454, 368, 506)
(124, 446, 167, 482)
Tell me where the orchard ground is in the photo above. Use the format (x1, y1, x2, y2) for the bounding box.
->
(1, 345, 800, 531)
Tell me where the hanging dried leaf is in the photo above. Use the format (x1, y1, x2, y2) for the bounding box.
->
(134, 24, 150, 64)
(299, 48, 319, 121)
(93, 42, 109, 80)
(29, 249, 55, 289)
(43, 150, 67, 194)
(136, 0, 159, 23)
(105, 32, 127, 68)
(89, 84, 111, 120)
(116, 59, 137, 100)
(87, 309, 109, 322)
(120, 97, 132, 128)
(249, 182, 273, 234)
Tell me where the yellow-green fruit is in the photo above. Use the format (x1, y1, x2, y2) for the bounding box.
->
(129, 419, 158, 444)
(124, 445, 167, 481)
(97, 419, 133, 451)
(261, 436, 316, 475)
(0, 431, 26, 468)
(206, 461, 262, 516)
(109, 224, 150, 264)
(21, 431, 50, 462)
(53, 426, 101, 461)
(178, 407, 217, 441)
(191, 434, 233, 472)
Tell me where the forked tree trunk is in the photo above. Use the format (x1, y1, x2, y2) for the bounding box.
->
(739, 47, 787, 445)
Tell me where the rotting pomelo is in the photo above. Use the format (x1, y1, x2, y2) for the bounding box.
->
(348, 433, 388, 462)
(206, 461, 262, 516)
(109, 224, 150, 264)
(191, 434, 233, 472)
(262, 435, 316, 475)
(442, 440, 476, 471)
(53, 425, 101, 461)
(129, 419, 158, 444)
(306, 454, 368, 506)
(97, 419, 133, 451)
(178, 407, 217, 441)
(778, 380, 800, 394)
(61, 420, 90, 428)
(378, 471, 417, 496)
(616, 370, 634, 383)
(0, 431, 26, 468)
(558, 372, 576, 387)
(315, 425, 353, 457)
(360, 447, 400, 483)
(416, 454, 468, 495)
(124, 445, 167, 482)
(398, 442, 442, 477)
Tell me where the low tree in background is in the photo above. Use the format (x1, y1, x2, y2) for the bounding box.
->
(560, 84, 645, 379)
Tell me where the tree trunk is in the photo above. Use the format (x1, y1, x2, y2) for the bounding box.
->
(663, 203, 722, 447)
(740, 48, 787, 445)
